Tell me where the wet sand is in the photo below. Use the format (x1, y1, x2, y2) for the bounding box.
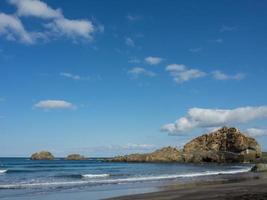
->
(107, 172, 267, 200)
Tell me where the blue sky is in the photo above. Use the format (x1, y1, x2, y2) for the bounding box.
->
(0, 0, 267, 157)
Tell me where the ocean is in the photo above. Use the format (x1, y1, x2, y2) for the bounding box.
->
(0, 158, 253, 200)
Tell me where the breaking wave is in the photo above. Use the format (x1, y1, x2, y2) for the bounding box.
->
(0, 169, 7, 174)
(0, 167, 251, 189)
(82, 173, 110, 178)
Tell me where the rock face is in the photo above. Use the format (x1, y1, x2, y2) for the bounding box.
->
(111, 127, 261, 164)
(66, 154, 86, 160)
(112, 146, 182, 162)
(251, 163, 267, 172)
(30, 151, 54, 160)
(260, 152, 267, 163)
(183, 127, 262, 163)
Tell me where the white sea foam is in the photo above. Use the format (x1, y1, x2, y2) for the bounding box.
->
(0, 169, 7, 174)
(82, 174, 110, 178)
(0, 167, 251, 189)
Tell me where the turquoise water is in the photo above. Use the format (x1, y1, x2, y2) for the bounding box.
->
(0, 158, 252, 199)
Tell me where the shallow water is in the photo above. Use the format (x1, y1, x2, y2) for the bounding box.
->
(0, 158, 252, 199)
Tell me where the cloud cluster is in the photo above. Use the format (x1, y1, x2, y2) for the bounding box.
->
(123, 143, 155, 150)
(128, 67, 156, 78)
(212, 70, 245, 80)
(60, 72, 81, 80)
(0, 0, 97, 44)
(70, 143, 156, 156)
(126, 14, 141, 21)
(161, 106, 267, 135)
(189, 48, 202, 53)
(145, 56, 163, 65)
(9, 0, 62, 19)
(0, 13, 34, 43)
(128, 57, 141, 64)
(165, 63, 245, 84)
(245, 128, 267, 137)
(125, 37, 135, 47)
(214, 38, 223, 43)
(34, 100, 76, 110)
(220, 25, 237, 32)
(166, 64, 206, 83)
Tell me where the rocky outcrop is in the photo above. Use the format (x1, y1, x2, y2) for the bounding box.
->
(251, 163, 267, 172)
(259, 152, 267, 163)
(111, 127, 262, 164)
(112, 146, 182, 162)
(30, 151, 54, 160)
(66, 154, 86, 160)
(183, 127, 261, 163)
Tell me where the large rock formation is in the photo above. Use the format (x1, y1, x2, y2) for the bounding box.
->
(251, 163, 267, 172)
(66, 154, 86, 160)
(183, 127, 261, 163)
(30, 151, 54, 160)
(112, 146, 182, 162)
(111, 127, 262, 163)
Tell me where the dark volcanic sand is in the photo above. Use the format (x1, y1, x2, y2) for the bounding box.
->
(107, 172, 267, 200)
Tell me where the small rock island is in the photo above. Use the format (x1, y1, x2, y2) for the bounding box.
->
(30, 151, 54, 160)
(65, 154, 87, 160)
(112, 127, 262, 163)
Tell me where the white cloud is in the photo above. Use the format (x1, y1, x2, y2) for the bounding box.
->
(245, 128, 267, 137)
(126, 14, 141, 21)
(68, 143, 156, 156)
(125, 37, 135, 47)
(189, 48, 202, 53)
(212, 70, 245, 80)
(128, 67, 156, 78)
(220, 25, 237, 32)
(8, 0, 62, 19)
(60, 72, 98, 81)
(34, 100, 76, 110)
(214, 38, 223, 43)
(161, 106, 267, 135)
(165, 64, 244, 83)
(145, 56, 163, 65)
(166, 64, 186, 71)
(46, 18, 94, 40)
(2, 0, 97, 43)
(0, 13, 34, 44)
(123, 143, 155, 150)
(60, 72, 81, 80)
(128, 57, 140, 64)
(166, 63, 206, 83)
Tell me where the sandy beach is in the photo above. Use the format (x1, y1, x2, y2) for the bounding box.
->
(108, 172, 267, 200)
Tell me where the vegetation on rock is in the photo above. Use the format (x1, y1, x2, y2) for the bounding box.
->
(112, 146, 182, 162)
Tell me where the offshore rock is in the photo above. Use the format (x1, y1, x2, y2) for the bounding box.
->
(30, 151, 54, 160)
(66, 154, 87, 160)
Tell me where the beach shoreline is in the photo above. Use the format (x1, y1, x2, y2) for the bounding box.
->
(107, 172, 267, 200)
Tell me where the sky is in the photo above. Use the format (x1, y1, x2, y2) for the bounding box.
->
(0, 0, 267, 157)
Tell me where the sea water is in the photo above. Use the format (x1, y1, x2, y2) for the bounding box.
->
(0, 158, 252, 199)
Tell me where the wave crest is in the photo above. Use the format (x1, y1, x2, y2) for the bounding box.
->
(0, 168, 251, 189)
(0, 169, 7, 174)
(82, 174, 110, 178)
